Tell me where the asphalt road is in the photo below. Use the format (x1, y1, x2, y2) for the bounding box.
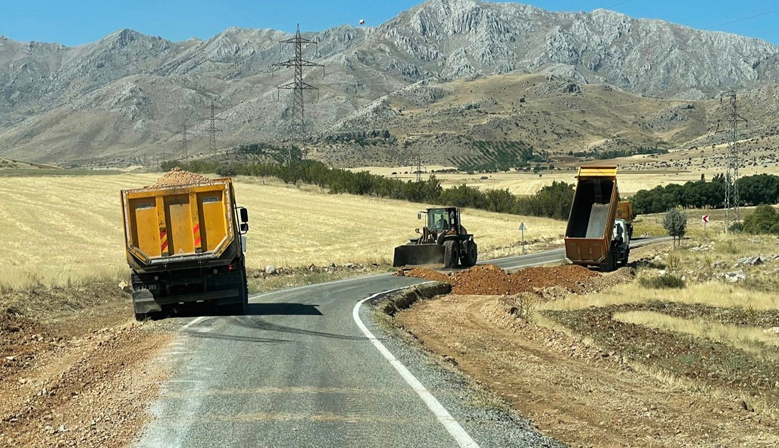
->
(136, 238, 666, 448)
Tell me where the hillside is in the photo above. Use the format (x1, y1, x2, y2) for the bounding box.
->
(316, 72, 779, 167)
(1, 0, 779, 166)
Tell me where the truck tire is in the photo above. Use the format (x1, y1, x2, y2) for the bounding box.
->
(601, 253, 617, 272)
(443, 240, 459, 269)
(220, 270, 248, 316)
(134, 313, 146, 322)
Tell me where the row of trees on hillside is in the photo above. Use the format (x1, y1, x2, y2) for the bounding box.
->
(632, 174, 779, 214)
(162, 160, 575, 221)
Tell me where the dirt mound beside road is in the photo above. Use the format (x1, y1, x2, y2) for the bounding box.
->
(152, 167, 211, 187)
(398, 264, 599, 296)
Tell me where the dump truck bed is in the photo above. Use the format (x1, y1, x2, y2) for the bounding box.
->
(565, 166, 619, 266)
(121, 179, 236, 270)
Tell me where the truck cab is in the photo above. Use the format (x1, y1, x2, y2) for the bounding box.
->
(611, 218, 630, 268)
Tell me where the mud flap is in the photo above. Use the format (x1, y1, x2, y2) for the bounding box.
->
(132, 290, 163, 315)
(393, 244, 445, 267)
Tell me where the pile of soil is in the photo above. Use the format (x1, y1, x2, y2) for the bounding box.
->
(398, 264, 599, 296)
(152, 167, 211, 187)
(398, 268, 449, 283)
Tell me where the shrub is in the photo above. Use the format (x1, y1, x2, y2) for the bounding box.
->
(743, 204, 779, 234)
(728, 222, 744, 234)
(639, 274, 686, 289)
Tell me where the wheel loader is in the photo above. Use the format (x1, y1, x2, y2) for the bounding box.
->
(393, 207, 478, 269)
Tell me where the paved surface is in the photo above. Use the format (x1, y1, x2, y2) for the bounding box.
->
(136, 238, 666, 448)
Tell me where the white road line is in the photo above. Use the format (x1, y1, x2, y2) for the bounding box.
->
(353, 290, 481, 448)
(181, 316, 208, 331)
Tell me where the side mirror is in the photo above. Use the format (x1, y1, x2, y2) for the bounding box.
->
(417, 212, 422, 220)
(239, 207, 249, 223)
(240, 223, 249, 234)
(415, 228, 421, 234)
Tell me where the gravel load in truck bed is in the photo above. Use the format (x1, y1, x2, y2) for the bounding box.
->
(152, 167, 211, 187)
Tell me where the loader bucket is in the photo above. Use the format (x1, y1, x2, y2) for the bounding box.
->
(393, 244, 445, 267)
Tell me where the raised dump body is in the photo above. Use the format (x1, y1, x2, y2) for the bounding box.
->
(565, 166, 628, 271)
(121, 178, 249, 320)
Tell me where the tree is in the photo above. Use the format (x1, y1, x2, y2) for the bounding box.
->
(743, 204, 778, 234)
(663, 208, 688, 248)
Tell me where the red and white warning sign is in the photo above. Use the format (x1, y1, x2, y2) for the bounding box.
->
(702, 215, 710, 223)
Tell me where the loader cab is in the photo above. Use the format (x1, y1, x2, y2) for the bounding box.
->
(422, 207, 461, 234)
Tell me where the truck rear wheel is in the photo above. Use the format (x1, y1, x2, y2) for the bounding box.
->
(443, 240, 459, 269)
(219, 268, 248, 316)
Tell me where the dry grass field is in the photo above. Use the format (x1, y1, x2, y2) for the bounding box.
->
(0, 173, 565, 290)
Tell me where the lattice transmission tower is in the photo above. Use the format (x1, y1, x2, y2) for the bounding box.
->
(181, 121, 188, 158)
(717, 91, 748, 232)
(273, 24, 324, 156)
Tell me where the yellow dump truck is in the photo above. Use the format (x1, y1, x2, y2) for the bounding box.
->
(564, 166, 629, 271)
(121, 178, 250, 320)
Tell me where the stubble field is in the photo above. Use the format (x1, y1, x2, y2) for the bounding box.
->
(0, 173, 565, 289)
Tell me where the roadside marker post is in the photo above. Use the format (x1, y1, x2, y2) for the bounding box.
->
(519, 222, 527, 254)
(702, 214, 709, 234)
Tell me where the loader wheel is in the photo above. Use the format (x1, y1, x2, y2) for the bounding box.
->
(461, 242, 478, 267)
(443, 240, 459, 269)
(467, 242, 478, 266)
(134, 313, 146, 322)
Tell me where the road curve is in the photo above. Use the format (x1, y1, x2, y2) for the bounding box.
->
(136, 238, 667, 448)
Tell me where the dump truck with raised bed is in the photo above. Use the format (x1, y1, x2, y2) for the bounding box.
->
(565, 166, 629, 271)
(393, 207, 478, 269)
(121, 176, 250, 320)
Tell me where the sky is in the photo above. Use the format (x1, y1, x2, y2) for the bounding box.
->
(1, 0, 778, 47)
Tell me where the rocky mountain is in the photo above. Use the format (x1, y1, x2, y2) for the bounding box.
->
(1, 0, 778, 166)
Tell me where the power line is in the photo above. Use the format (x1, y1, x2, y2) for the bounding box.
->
(602, 0, 634, 10)
(706, 7, 779, 30)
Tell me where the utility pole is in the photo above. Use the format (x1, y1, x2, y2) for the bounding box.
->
(717, 91, 748, 232)
(416, 154, 422, 182)
(273, 24, 324, 162)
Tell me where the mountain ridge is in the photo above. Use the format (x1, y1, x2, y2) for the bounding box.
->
(1, 0, 778, 166)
